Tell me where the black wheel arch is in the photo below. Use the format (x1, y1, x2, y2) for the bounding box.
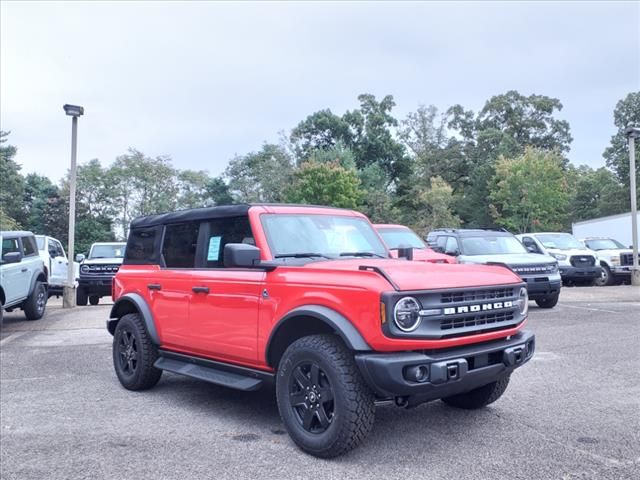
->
(28, 272, 48, 296)
(108, 293, 160, 345)
(266, 305, 371, 368)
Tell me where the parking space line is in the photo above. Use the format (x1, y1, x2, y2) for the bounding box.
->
(559, 304, 620, 314)
(0, 332, 28, 347)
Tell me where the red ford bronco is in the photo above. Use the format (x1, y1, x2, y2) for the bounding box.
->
(108, 204, 534, 458)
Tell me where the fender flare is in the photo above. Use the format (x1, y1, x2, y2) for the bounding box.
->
(107, 293, 160, 345)
(28, 270, 48, 296)
(266, 305, 371, 365)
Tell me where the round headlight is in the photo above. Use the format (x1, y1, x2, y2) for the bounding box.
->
(517, 287, 529, 316)
(80, 264, 89, 274)
(393, 297, 421, 332)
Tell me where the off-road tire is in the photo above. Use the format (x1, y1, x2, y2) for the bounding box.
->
(442, 376, 510, 410)
(76, 288, 88, 306)
(89, 295, 100, 306)
(112, 313, 162, 391)
(23, 282, 47, 320)
(594, 264, 613, 287)
(276, 334, 375, 458)
(535, 292, 559, 309)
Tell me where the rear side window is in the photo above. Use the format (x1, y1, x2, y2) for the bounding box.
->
(22, 236, 37, 256)
(162, 222, 200, 268)
(202, 216, 254, 268)
(124, 226, 163, 265)
(436, 236, 447, 250)
(2, 238, 20, 256)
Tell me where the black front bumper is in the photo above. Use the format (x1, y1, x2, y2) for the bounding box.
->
(525, 278, 561, 299)
(355, 330, 535, 406)
(559, 266, 602, 280)
(78, 275, 114, 296)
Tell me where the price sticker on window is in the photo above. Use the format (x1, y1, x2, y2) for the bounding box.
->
(207, 236, 221, 261)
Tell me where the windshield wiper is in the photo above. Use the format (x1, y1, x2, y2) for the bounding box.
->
(339, 252, 386, 258)
(274, 253, 332, 259)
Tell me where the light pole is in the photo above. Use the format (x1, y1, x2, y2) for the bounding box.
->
(62, 104, 84, 308)
(625, 125, 640, 286)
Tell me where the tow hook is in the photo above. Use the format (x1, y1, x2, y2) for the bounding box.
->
(394, 396, 409, 408)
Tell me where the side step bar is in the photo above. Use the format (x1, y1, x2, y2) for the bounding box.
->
(154, 350, 274, 391)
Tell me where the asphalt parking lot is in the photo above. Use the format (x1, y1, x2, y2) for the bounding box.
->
(1, 287, 639, 480)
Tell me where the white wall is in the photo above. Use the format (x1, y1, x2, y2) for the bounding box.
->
(572, 212, 640, 247)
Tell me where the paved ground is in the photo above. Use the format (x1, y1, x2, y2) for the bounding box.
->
(1, 287, 639, 480)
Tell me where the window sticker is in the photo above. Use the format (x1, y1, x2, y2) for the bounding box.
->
(207, 236, 221, 261)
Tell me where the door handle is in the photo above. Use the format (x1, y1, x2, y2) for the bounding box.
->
(21, 268, 28, 272)
(147, 283, 162, 291)
(192, 286, 209, 294)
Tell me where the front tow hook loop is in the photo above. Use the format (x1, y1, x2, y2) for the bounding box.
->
(504, 345, 526, 366)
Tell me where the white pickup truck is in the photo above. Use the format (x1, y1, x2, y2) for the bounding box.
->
(35, 235, 80, 297)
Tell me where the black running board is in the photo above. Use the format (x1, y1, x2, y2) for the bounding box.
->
(155, 350, 273, 391)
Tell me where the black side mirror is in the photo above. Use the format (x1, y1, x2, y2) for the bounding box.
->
(445, 249, 460, 257)
(2, 251, 23, 264)
(396, 245, 414, 260)
(223, 243, 263, 268)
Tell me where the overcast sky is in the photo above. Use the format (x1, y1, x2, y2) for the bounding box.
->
(1, 1, 638, 182)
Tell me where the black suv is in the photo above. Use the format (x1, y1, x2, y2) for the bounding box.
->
(426, 229, 562, 308)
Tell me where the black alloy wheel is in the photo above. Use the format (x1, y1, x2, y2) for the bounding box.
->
(289, 362, 335, 433)
(117, 328, 138, 377)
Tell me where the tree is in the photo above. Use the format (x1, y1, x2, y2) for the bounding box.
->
(357, 163, 400, 223)
(603, 92, 640, 196)
(224, 143, 294, 203)
(402, 176, 461, 236)
(489, 148, 570, 233)
(283, 161, 361, 209)
(176, 169, 211, 209)
(23, 173, 67, 240)
(290, 110, 352, 161)
(204, 177, 234, 205)
(0, 131, 25, 226)
(568, 166, 627, 222)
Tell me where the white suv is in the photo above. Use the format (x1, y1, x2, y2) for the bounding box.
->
(1, 231, 48, 323)
(35, 235, 80, 297)
(517, 232, 602, 285)
(582, 237, 633, 286)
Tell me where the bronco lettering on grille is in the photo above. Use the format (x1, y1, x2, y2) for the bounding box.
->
(444, 301, 513, 315)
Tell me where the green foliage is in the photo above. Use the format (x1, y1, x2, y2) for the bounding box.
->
(489, 148, 570, 233)
(23, 173, 67, 241)
(0, 131, 25, 225)
(0, 207, 21, 230)
(567, 166, 628, 222)
(224, 143, 294, 203)
(401, 176, 461, 237)
(290, 110, 352, 161)
(357, 163, 400, 223)
(603, 91, 640, 195)
(283, 161, 361, 209)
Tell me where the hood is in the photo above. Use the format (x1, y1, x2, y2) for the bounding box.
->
(83, 258, 124, 265)
(459, 253, 556, 266)
(545, 247, 596, 257)
(591, 248, 632, 257)
(300, 258, 520, 291)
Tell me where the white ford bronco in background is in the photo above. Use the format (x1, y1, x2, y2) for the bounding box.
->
(581, 237, 634, 286)
(1, 231, 48, 323)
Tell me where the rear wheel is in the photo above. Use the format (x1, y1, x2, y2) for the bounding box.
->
(442, 376, 510, 409)
(76, 288, 88, 306)
(535, 292, 559, 308)
(276, 334, 375, 458)
(23, 282, 47, 320)
(113, 313, 162, 390)
(89, 295, 100, 306)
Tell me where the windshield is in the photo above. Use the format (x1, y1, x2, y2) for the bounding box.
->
(89, 244, 126, 259)
(35, 236, 45, 250)
(377, 228, 425, 249)
(461, 235, 527, 255)
(584, 238, 625, 250)
(261, 214, 387, 259)
(536, 234, 585, 250)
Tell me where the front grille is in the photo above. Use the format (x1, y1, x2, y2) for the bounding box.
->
(81, 264, 120, 275)
(569, 255, 595, 267)
(440, 287, 514, 304)
(621, 253, 633, 266)
(441, 311, 515, 331)
(511, 264, 557, 275)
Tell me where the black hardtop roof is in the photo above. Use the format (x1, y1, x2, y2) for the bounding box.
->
(128, 203, 355, 229)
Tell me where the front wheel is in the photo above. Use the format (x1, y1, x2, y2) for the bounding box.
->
(535, 292, 559, 309)
(76, 287, 88, 306)
(594, 264, 613, 287)
(89, 295, 100, 306)
(442, 376, 510, 409)
(276, 334, 375, 458)
(24, 282, 47, 320)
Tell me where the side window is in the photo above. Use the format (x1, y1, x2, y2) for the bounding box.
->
(435, 236, 447, 251)
(2, 238, 20, 257)
(444, 236, 460, 255)
(125, 226, 162, 265)
(22, 236, 37, 257)
(203, 216, 254, 268)
(162, 223, 199, 268)
(522, 236, 541, 253)
(55, 241, 65, 258)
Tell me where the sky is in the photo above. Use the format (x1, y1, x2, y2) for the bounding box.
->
(1, 1, 639, 183)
